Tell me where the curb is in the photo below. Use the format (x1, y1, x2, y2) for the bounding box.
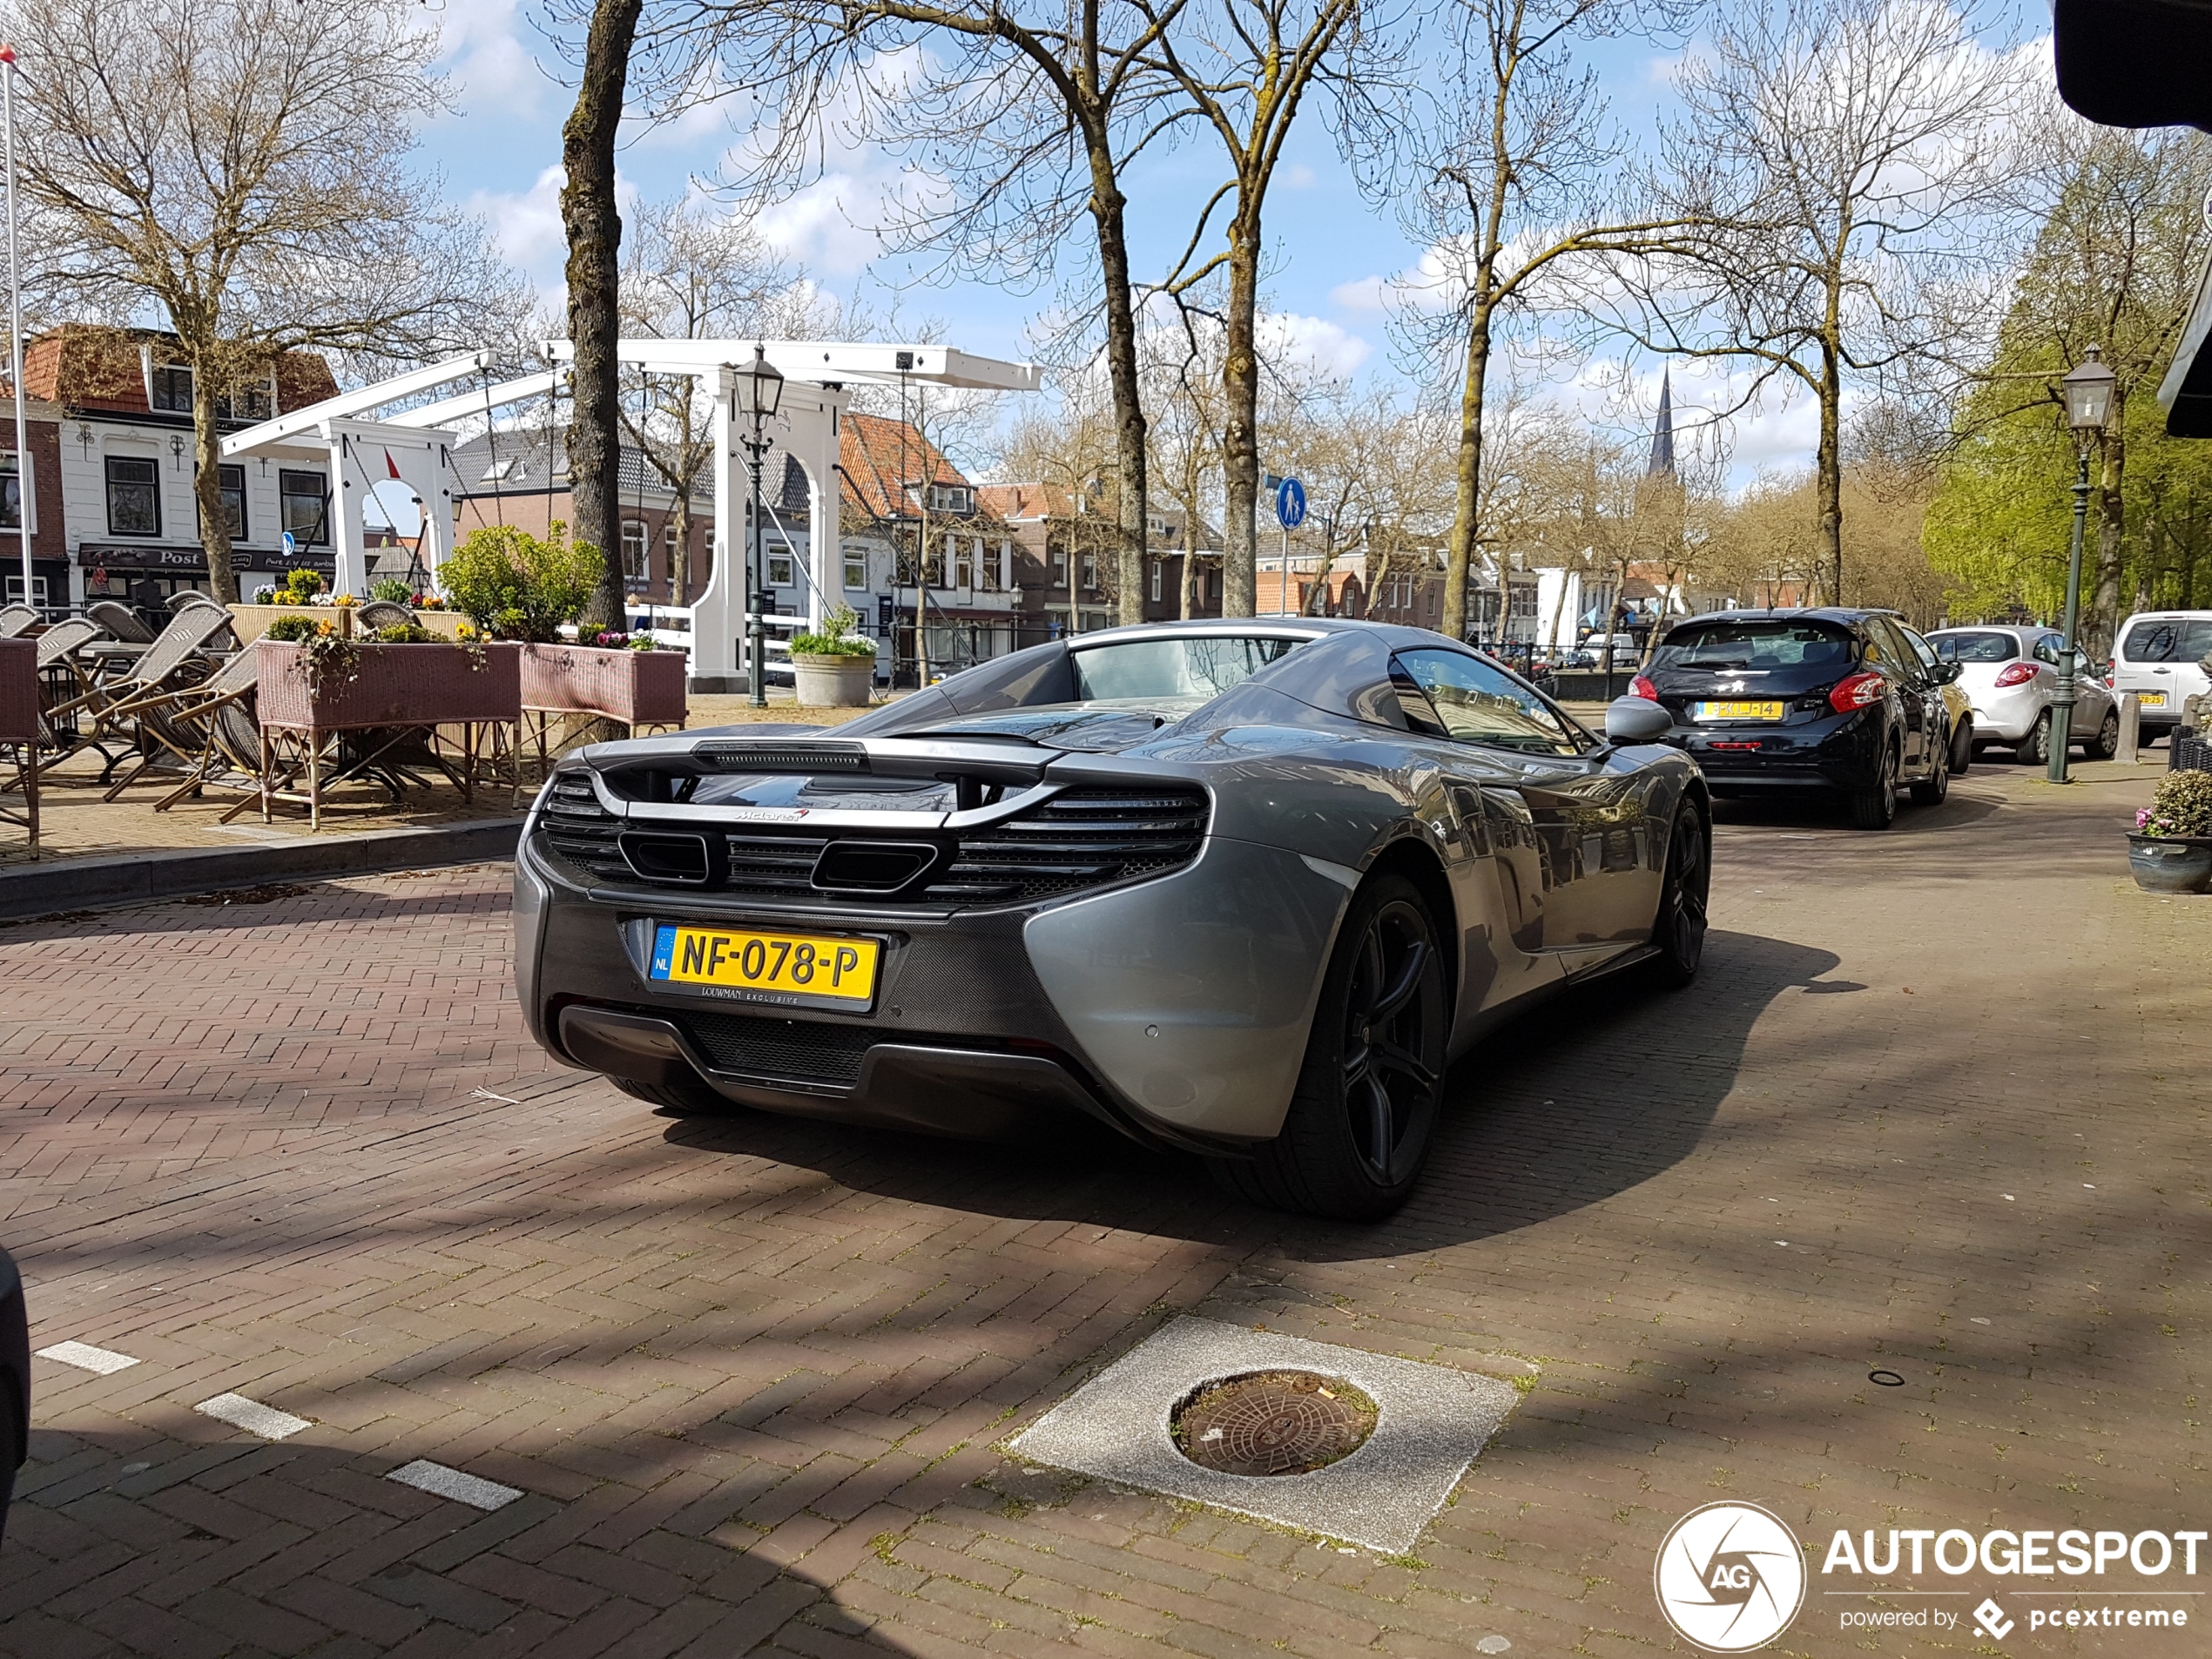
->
(0, 819, 524, 921)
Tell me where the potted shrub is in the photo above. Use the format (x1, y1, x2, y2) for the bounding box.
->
(441, 523, 686, 728)
(2128, 768, 2212, 894)
(790, 605, 879, 707)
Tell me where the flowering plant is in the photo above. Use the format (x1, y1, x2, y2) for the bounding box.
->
(408, 592, 448, 610)
(592, 631, 660, 651)
(331, 592, 359, 609)
(2135, 770, 2212, 839)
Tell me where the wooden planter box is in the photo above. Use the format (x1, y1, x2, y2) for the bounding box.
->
(0, 637, 36, 742)
(229, 604, 472, 643)
(256, 640, 522, 731)
(519, 643, 687, 726)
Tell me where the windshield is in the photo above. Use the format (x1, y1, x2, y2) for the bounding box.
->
(1930, 631, 2019, 663)
(2121, 617, 2212, 663)
(1069, 634, 1304, 701)
(1651, 621, 1853, 671)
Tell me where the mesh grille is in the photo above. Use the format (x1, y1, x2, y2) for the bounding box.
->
(683, 1010, 891, 1086)
(539, 777, 1208, 908)
(539, 774, 628, 881)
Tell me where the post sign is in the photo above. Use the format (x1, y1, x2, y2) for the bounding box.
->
(1275, 475, 1306, 530)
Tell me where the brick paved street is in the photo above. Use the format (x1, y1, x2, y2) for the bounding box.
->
(0, 759, 2203, 1657)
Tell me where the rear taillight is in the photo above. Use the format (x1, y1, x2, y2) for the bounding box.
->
(1630, 674, 1658, 701)
(1828, 671, 1886, 713)
(1993, 662, 2038, 688)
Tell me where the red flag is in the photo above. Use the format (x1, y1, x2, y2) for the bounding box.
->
(384, 448, 402, 480)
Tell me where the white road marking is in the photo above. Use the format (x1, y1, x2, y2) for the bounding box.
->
(36, 1341, 140, 1375)
(195, 1393, 311, 1440)
(386, 1460, 523, 1511)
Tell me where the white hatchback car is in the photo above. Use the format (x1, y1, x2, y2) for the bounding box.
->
(2109, 611, 2212, 741)
(1926, 625, 2120, 764)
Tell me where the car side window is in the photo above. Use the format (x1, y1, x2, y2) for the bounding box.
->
(1392, 648, 1588, 757)
(2033, 635, 2064, 667)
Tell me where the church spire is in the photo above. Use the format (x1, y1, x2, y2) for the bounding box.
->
(1647, 370, 1676, 478)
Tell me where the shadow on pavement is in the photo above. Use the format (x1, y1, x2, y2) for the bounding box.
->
(663, 927, 1838, 1258)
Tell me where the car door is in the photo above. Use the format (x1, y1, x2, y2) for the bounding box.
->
(1903, 626, 1968, 758)
(1392, 646, 1664, 956)
(1863, 620, 1931, 773)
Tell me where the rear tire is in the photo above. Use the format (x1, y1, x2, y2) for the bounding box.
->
(1210, 874, 1447, 1221)
(1909, 745, 1950, 805)
(2092, 709, 2120, 759)
(1849, 743, 1899, 831)
(2015, 710, 2051, 766)
(1948, 722, 1973, 775)
(1645, 799, 1710, 989)
(610, 1075, 732, 1116)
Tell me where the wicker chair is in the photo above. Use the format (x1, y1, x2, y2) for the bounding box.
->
(0, 604, 37, 639)
(105, 648, 266, 810)
(356, 601, 415, 631)
(49, 604, 236, 766)
(86, 599, 159, 645)
(169, 590, 225, 613)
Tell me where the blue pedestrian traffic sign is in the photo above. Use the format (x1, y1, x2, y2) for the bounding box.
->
(1275, 475, 1306, 529)
(281, 531, 297, 557)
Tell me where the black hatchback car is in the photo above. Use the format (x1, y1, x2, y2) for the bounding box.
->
(1628, 609, 1962, 829)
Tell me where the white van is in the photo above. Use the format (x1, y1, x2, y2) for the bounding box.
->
(2110, 610, 2212, 738)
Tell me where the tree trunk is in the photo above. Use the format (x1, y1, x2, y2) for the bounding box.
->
(1440, 305, 1493, 641)
(1087, 139, 1149, 628)
(2088, 395, 2126, 663)
(191, 372, 238, 604)
(1814, 361, 1844, 607)
(1219, 212, 1263, 617)
(562, 0, 644, 632)
(670, 494, 691, 608)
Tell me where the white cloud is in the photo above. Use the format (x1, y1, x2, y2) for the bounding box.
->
(1330, 274, 1388, 313)
(436, 0, 546, 122)
(1257, 313, 1372, 379)
(465, 165, 568, 284)
(1282, 163, 1318, 189)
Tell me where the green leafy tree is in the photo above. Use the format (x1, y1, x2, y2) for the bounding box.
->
(441, 523, 605, 643)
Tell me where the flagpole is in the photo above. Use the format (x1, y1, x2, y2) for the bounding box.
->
(0, 46, 30, 615)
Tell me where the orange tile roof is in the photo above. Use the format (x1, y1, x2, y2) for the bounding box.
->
(840, 411, 968, 521)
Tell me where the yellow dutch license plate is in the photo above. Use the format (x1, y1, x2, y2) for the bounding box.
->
(1696, 700, 1785, 721)
(2140, 691, 2167, 707)
(649, 924, 880, 1003)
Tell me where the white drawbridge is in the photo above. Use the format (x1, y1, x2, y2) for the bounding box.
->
(222, 341, 1039, 691)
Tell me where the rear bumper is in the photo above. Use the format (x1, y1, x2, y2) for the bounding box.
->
(1674, 709, 1884, 791)
(514, 829, 1348, 1151)
(1966, 685, 2046, 742)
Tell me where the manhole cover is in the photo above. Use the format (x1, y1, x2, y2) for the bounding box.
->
(1171, 1369, 1377, 1477)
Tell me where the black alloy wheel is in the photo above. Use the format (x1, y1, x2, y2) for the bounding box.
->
(1849, 742, 1899, 830)
(1646, 800, 1710, 989)
(2093, 709, 2121, 759)
(1212, 873, 1448, 1221)
(1909, 740, 1950, 806)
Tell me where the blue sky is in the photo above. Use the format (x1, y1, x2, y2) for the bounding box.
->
(418, 1, 2042, 487)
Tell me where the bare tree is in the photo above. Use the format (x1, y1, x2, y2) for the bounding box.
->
(563, 0, 645, 631)
(1390, 0, 1696, 641)
(1136, 0, 1397, 616)
(639, 0, 1191, 628)
(10, 0, 516, 602)
(617, 196, 832, 604)
(1592, 0, 2029, 605)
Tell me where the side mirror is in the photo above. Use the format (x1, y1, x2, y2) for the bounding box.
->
(1934, 661, 1962, 684)
(1606, 696, 1674, 744)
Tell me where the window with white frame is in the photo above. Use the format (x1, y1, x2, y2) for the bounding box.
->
(0, 453, 19, 531)
(767, 549, 795, 588)
(982, 541, 1006, 592)
(1150, 560, 1162, 602)
(1049, 545, 1068, 585)
(621, 521, 649, 583)
(927, 482, 973, 514)
(1081, 550, 1098, 591)
(954, 539, 974, 589)
(843, 546, 867, 590)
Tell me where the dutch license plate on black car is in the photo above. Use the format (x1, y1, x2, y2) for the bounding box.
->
(1695, 700, 1784, 720)
(649, 924, 881, 1003)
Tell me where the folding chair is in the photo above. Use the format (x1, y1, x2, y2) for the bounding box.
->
(356, 601, 414, 630)
(49, 604, 236, 773)
(0, 604, 36, 639)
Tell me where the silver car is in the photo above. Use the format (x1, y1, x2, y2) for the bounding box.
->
(513, 619, 1710, 1219)
(1926, 625, 2120, 763)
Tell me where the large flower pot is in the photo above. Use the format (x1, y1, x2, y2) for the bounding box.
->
(792, 652, 876, 708)
(519, 643, 687, 725)
(2127, 833, 2212, 894)
(256, 640, 522, 730)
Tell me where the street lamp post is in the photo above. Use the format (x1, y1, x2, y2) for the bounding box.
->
(735, 347, 784, 709)
(2048, 345, 2118, 784)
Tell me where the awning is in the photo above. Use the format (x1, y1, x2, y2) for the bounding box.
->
(75, 543, 331, 574)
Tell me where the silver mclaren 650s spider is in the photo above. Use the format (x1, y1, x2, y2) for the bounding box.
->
(514, 618, 1709, 1218)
